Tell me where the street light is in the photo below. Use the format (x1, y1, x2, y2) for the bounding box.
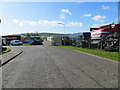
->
(58, 22, 65, 34)
(58, 22, 66, 46)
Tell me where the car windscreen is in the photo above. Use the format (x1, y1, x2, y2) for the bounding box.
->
(15, 41, 20, 42)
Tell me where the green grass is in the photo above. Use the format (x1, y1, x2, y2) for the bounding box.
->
(23, 43, 31, 45)
(5, 48, 11, 52)
(0, 48, 11, 55)
(60, 46, 119, 62)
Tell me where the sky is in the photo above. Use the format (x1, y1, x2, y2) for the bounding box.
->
(0, 1, 118, 35)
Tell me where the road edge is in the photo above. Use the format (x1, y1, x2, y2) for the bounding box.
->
(1, 51, 23, 66)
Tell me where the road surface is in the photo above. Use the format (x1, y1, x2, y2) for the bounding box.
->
(2, 42, 118, 88)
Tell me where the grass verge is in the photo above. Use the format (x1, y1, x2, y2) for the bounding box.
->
(60, 46, 119, 62)
(0, 48, 11, 55)
(23, 43, 30, 45)
(5, 48, 11, 52)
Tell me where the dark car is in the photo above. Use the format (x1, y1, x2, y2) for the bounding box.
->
(30, 36, 43, 45)
(31, 40, 43, 45)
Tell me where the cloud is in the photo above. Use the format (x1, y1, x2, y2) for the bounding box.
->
(13, 19, 25, 26)
(12, 19, 83, 27)
(92, 15, 107, 22)
(26, 20, 37, 26)
(19, 22, 24, 26)
(100, 23, 113, 26)
(38, 20, 65, 27)
(91, 22, 113, 28)
(91, 24, 100, 28)
(67, 22, 83, 27)
(76, 1, 84, 4)
(13, 19, 64, 27)
(13, 19, 37, 26)
(13, 19, 19, 23)
(0, 16, 4, 24)
(102, 5, 110, 10)
(61, 9, 72, 15)
(59, 14, 66, 19)
(83, 14, 92, 17)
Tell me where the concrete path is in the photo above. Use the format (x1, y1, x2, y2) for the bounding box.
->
(1, 46, 23, 66)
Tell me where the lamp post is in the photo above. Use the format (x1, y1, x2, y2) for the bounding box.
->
(58, 22, 65, 34)
(58, 22, 66, 45)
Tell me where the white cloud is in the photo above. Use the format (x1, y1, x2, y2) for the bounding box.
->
(13, 19, 37, 26)
(12, 19, 64, 27)
(61, 9, 72, 15)
(92, 15, 107, 22)
(76, 1, 84, 4)
(27, 20, 37, 26)
(40, 30, 50, 33)
(38, 20, 64, 27)
(38, 21, 83, 27)
(13, 19, 19, 23)
(102, 5, 110, 10)
(19, 22, 24, 26)
(91, 24, 100, 28)
(59, 14, 66, 19)
(0, 16, 4, 24)
(100, 23, 113, 26)
(91, 22, 113, 28)
(83, 14, 92, 17)
(12, 19, 83, 27)
(67, 22, 83, 27)
(13, 19, 25, 26)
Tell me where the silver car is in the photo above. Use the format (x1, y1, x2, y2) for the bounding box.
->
(10, 40, 23, 45)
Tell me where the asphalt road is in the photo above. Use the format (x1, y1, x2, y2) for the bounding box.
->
(2, 42, 118, 88)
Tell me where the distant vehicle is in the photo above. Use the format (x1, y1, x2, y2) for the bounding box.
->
(69, 32, 91, 48)
(30, 36, 43, 45)
(10, 40, 23, 45)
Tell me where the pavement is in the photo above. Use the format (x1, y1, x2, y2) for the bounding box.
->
(1, 46, 23, 66)
(2, 42, 119, 88)
(0, 46, 23, 90)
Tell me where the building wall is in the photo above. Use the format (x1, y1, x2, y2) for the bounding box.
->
(47, 36, 53, 42)
(2, 35, 21, 45)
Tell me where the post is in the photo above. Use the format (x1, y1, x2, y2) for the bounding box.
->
(58, 22, 65, 46)
(100, 38, 103, 50)
(118, 35, 120, 62)
(64, 25, 65, 46)
(88, 38, 91, 49)
(118, 33, 120, 54)
(64, 24, 65, 34)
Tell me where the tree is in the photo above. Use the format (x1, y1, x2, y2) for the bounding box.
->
(26, 33, 31, 40)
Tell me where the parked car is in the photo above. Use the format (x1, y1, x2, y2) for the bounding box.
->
(10, 40, 23, 45)
(30, 40, 43, 45)
(30, 36, 43, 45)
